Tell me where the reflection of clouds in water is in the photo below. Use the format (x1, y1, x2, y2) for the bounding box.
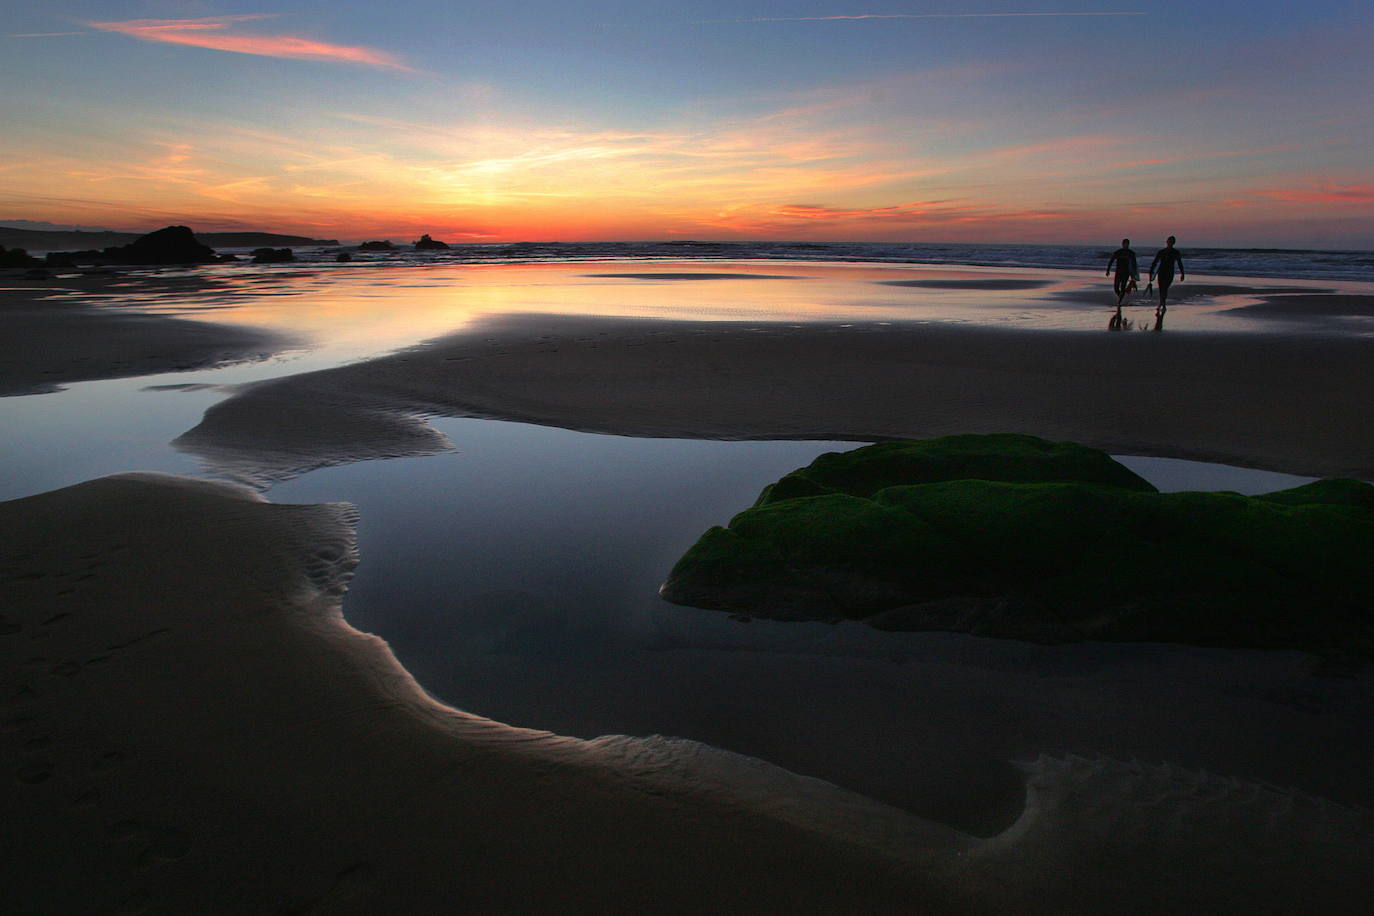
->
(142, 382, 222, 392)
(878, 278, 1054, 290)
(582, 272, 805, 281)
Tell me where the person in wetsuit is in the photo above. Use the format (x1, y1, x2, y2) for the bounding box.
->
(1149, 236, 1185, 314)
(1105, 238, 1139, 328)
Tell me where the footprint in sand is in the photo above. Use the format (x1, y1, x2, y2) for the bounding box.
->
(16, 761, 54, 784)
(138, 829, 191, 867)
(106, 820, 192, 866)
(1, 714, 37, 733)
(92, 750, 125, 771)
(281, 862, 376, 914)
(71, 786, 101, 808)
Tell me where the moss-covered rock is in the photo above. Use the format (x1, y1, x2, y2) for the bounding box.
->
(660, 435, 1374, 656)
(753, 434, 1155, 505)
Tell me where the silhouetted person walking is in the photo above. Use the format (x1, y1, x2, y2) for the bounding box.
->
(1149, 236, 1185, 317)
(1105, 238, 1138, 329)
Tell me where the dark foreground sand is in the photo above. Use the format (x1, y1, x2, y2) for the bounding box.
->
(5, 474, 1372, 914)
(175, 312, 1374, 487)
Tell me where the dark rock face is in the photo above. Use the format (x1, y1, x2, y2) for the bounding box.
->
(661, 434, 1374, 656)
(251, 247, 295, 263)
(357, 240, 395, 251)
(0, 245, 40, 267)
(413, 234, 450, 251)
(101, 226, 217, 265)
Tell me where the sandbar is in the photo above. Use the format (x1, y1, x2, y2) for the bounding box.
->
(0, 277, 292, 396)
(175, 312, 1374, 486)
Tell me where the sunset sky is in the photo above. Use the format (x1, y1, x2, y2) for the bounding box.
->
(3, 1, 1372, 247)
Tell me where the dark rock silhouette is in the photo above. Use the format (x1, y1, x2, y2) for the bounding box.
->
(0, 245, 40, 267)
(101, 226, 217, 265)
(661, 434, 1374, 656)
(251, 247, 295, 263)
(336, 251, 353, 262)
(413, 234, 450, 251)
(357, 240, 395, 251)
(42, 249, 102, 265)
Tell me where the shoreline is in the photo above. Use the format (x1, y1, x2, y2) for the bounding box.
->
(6, 473, 1372, 912)
(6, 261, 1374, 910)
(0, 278, 295, 396)
(0, 474, 959, 913)
(177, 311, 1374, 486)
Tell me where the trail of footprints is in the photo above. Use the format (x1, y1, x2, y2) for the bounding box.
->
(4, 538, 192, 906)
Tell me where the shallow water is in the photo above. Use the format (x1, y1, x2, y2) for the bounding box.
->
(38, 259, 1374, 362)
(4, 260, 1373, 836)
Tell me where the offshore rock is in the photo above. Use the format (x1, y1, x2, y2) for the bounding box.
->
(0, 245, 40, 267)
(661, 434, 1374, 656)
(413, 233, 450, 250)
(102, 225, 217, 265)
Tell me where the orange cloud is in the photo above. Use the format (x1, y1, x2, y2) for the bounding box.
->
(770, 202, 979, 222)
(87, 16, 410, 71)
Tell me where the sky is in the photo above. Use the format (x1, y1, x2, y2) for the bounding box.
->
(3, 1, 1372, 247)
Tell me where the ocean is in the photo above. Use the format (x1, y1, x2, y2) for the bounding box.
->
(241, 239, 1374, 283)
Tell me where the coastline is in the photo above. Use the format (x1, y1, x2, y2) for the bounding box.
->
(0, 474, 962, 913)
(178, 311, 1374, 486)
(6, 473, 1372, 913)
(0, 278, 293, 396)
(5, 260, 1374, 911)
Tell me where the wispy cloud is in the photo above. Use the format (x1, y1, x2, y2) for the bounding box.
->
(699, 11, 1146, 24)
(1252, 183, 1374, 204)
(86, 15, 411, 71)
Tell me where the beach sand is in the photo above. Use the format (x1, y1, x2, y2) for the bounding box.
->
(1, 474, 972, 913)
(5, 473, 1372, 914)
(176, 312, 1374, 487)
(6, 271, 1374, 911)
(0, 278, 291, 396)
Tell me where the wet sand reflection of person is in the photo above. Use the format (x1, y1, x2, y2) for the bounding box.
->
(1105, 238, 1139, 330)
(1149, 236, 1185, 329)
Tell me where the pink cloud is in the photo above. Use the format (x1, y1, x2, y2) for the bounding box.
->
(87, 16, 411, 71)
(718, 201, 1086, 236)
(1252, 184, 1374, 204)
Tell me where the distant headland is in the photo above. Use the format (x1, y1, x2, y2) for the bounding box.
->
(0, 225, 340, 252)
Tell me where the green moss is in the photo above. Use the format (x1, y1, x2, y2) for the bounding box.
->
(753, 434, 1155, 508)
(661, 435, 1374, 656)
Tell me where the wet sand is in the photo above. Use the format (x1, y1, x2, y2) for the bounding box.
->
(0, 474, 970, 913)
(176, 312, 1374, 487)
(1227, 293, 1374, 319)
(5, 474, 1372, 914)
(6, 266, 1374, 911)
(0, 278, 292, 396)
